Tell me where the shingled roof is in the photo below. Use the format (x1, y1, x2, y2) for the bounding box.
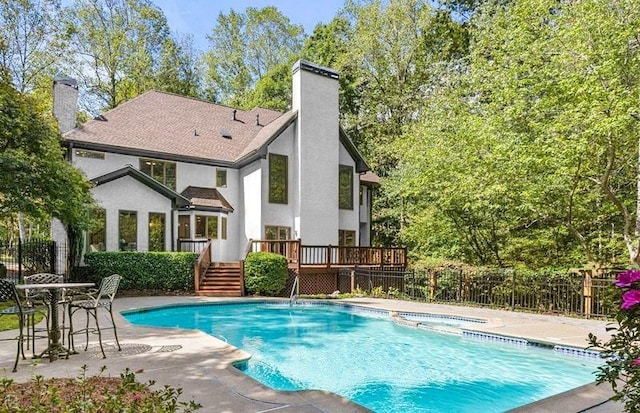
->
(64, 91, 287, 164)
(180, 186, 234, 212)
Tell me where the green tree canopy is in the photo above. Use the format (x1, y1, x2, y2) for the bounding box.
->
(0, 79, 94, 227)
(203, 6, 305, 106)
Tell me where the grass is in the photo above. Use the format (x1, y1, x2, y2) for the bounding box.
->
(0, 302, 45, 332)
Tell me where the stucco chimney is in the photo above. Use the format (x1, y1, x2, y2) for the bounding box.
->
(292, 60, 340, 245)
(53, 74, 78, 134)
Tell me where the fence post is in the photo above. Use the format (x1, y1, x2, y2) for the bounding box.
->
(18, 238, 23, 281)
(49, 241, 56, 274)
(583, 272, 593, 317)
(511, 269, 516, 310)
(430, 270, 437, 300)
(458, 269, 463, 302)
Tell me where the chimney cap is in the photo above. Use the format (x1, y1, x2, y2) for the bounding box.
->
(292, 60, 339, 79)
(53, 74, 78, 88)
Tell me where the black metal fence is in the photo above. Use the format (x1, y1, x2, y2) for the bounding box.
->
(0, 238, 67, 282)
(338, 267, 618, 318)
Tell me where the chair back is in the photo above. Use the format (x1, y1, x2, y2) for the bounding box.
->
(23, 273, 63, 303)
(97, 274, 121, 303)
(23, 273, 63, 284)
(0, 279, 21, 309)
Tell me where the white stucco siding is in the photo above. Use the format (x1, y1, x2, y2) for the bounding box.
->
(242, 162, 262, 244)
(92, 176, 173, 252)
(263, 124, 297, 238)
(73, 151, 139, 179)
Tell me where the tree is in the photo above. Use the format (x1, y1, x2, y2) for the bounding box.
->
(390, 0, 640, 268)
(0, 0, 63, 94)
(203, 6, 304, 106)
(0, 79, 94, 229)
(156, 34, 202, 98)
(61, 0, 172, 111)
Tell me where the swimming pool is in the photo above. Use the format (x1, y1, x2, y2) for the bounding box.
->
(123, 302, 601, 412)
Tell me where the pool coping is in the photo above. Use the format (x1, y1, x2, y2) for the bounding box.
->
(0, 296, 622, 412)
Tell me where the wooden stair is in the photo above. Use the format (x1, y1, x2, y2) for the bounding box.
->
(197, 261, 243, 297)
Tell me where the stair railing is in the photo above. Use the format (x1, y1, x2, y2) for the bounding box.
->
(194, 240, 212, 294)
(289, 275, 299, 306)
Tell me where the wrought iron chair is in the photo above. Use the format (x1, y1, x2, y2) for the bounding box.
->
(67, 274, 122, 358)
(0, 279, 46, 372)
(23, 273, 71, 349)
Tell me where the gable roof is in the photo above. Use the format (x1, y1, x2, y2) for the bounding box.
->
(180, 186, 234, 212)
(91, 165, 191, 207)
(65, 91, 283, 164)
(65, 90, 370, 171)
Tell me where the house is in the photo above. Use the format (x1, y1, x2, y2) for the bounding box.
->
(52, 61, 380, 266)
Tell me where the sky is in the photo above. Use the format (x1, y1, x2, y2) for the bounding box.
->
(152, 0, 346, 52)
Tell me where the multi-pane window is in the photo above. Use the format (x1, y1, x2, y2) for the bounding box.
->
(338, 230, 356, 246)
(119, 210, 137, 251)
(339, 165, 354, 210)
(221, 217, 227, 240)
(265, 226, 291, 240)
(178, 215, 190, 238)
(75, 149, 105, 159)
(87, 208, 106, 252)
(268, 153, 288, 204)
(216, 169, 227, 187)
(140, 158, 176, 190)
(148, 213, 166, 251)
(195, 215, 218, 239)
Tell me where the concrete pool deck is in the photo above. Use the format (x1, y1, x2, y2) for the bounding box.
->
(0, 296, 624, 412)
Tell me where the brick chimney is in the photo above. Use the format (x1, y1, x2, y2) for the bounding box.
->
(52, 74, 78, 134)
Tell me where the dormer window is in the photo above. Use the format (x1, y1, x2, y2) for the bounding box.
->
(140, 158, 176, 190)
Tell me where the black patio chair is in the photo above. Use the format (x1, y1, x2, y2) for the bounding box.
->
(0, 279, 47, 372)
(67, 274, 122, 358)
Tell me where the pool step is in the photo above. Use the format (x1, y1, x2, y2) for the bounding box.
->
(197, 262, 244, 297)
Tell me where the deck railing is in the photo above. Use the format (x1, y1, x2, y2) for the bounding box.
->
(249, 240, 406, 268)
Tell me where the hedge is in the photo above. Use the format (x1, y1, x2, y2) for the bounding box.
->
(244, 252, 288, 296)
(83, 251, 198, 291)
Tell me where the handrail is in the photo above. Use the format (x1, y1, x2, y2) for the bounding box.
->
(289, 275, 299, 306)
(193, 240, 212, 294)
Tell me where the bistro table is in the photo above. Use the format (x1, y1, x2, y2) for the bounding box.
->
(15, 282, 94, 361)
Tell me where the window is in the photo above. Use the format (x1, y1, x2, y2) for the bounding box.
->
(178, 215, 190, 238)
(87, 208, 106, 252)
(195, 215, 218, 239)
(265, 226, 291, 240)
(216, 169, 227, 187)
(339, 165, 354, 210)
(339, 230, 356, 246)
(119, 210, 137, 251)
(148, 213, 166, 251)
(75, 149, 104, 159)
(268, 153, 288, 204)
(221, 217, 227, 240)
(140, 158, 176, 190)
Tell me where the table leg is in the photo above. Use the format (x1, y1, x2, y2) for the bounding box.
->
(36, 289, 70, 361)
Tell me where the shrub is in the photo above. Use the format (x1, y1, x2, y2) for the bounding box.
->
(244, 252, 288, 296)
(589, 269, 640, 412)
(0, 366, 201, 412)
(84, 251, 198, 291)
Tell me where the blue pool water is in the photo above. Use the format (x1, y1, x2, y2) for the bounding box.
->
(123, 303, 601, 412)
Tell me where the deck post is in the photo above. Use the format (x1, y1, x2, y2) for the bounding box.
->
(350, 269, 355, 293)
(327, 245, 331, 268)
